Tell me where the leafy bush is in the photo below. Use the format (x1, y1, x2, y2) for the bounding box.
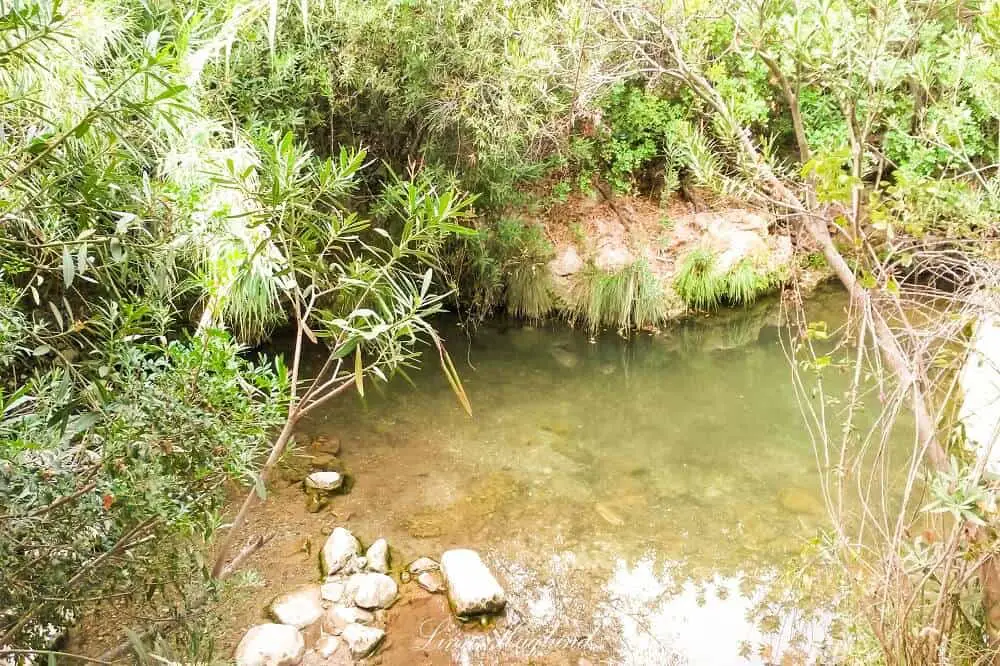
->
(0, 332, 286, 646)
(448, 217, 554, 321)
(207, 0, 581, 207)
(596, 83, 690, 193)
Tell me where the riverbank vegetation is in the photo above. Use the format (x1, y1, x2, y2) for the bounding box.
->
(2, 0, 1000, 662)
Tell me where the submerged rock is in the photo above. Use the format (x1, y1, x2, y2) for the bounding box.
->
(342, 622, 385, 659)
(365, 538, 390, 573)
(235, 623, 304, 666)
(321, 527, 361, 575)
(417, 570, 445, 593)
(778, 487, 824, 515)
(440, 549, 506, 617)
(346, 572, 398, 609)
(549, 345, 579, 369)
(266, 585, 323, 629)
(323, 605, 374, 635)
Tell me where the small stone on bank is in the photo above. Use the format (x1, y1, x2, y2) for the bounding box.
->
(320, 581, 345, 603)
(315, 634, 343, 659)
(417, 570, 445, 593)
(407, 556, 439, 574)
(322, 605, 374, 635)
(440, 549, 506, 617)
(346, 572, 398, 609)
(321, 527, 360, 575)
(365, 538, 390, 573)
(235, 623, 304, 666)
(266, 585, 323, 629)
(311, 435, 341, 455)
(305, 471, 343, 492)
(342, 622, 385, 659)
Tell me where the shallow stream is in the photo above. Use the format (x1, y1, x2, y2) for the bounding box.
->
(225, 286, 883, 665)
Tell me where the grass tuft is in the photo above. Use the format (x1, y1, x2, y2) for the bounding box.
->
(569, 259, 668, 332)
(674, 248, 783, 310)
(674, 247, 724, 310)
(506, 262, 554, 319)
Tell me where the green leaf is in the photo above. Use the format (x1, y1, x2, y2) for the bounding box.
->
(77, 242, 87, 275)
(254, 474, 267, 500)
(354, 345, 364, 397)
(420, 268, 433, 299)
(144, 29, 160, 55)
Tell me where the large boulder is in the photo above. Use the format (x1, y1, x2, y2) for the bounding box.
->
(266, 585, 322, 629)
(342, 623, 385, 659)
(346, 572, 398, 609)
(440, 549, 507, 617)
(235, 623, 305, 666)
(321, 527, 360, 575)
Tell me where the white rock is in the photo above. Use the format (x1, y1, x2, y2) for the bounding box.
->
(305, 471, 343, 491)
(322, 605, 374, 635)
(266, 585, 323, 629)
(417, 570, 445, 593)
(321, 527, 360, 575)
(440, 549, 506, 617)
(235, 624, 304, 666)
(346, 572, 398, 609)
(407, 557, 439, 574)
(315, 634, 342, 659)
(365, 538, 390, 573)
(342, 622, 385, 658)
(320, 581, 345, 603)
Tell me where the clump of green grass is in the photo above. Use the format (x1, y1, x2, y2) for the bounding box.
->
(723, 258, 781, 305)
(674, 248, 783, 310)
(569, 259, 668, 332)
(506, 262, 554, 319)
(674, 247, 725, 310)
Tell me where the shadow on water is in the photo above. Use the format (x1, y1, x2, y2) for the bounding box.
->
(278, 285, 885, 664)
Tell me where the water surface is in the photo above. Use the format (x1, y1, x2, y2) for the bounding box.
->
(289, 288, 860, 664)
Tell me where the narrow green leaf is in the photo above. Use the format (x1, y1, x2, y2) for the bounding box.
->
(354, 344, 364, 397)
(77, 242, 87, 275)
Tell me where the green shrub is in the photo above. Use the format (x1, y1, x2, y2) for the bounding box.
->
(0, 332, 287, 646)
(569, 260, 668, 332)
